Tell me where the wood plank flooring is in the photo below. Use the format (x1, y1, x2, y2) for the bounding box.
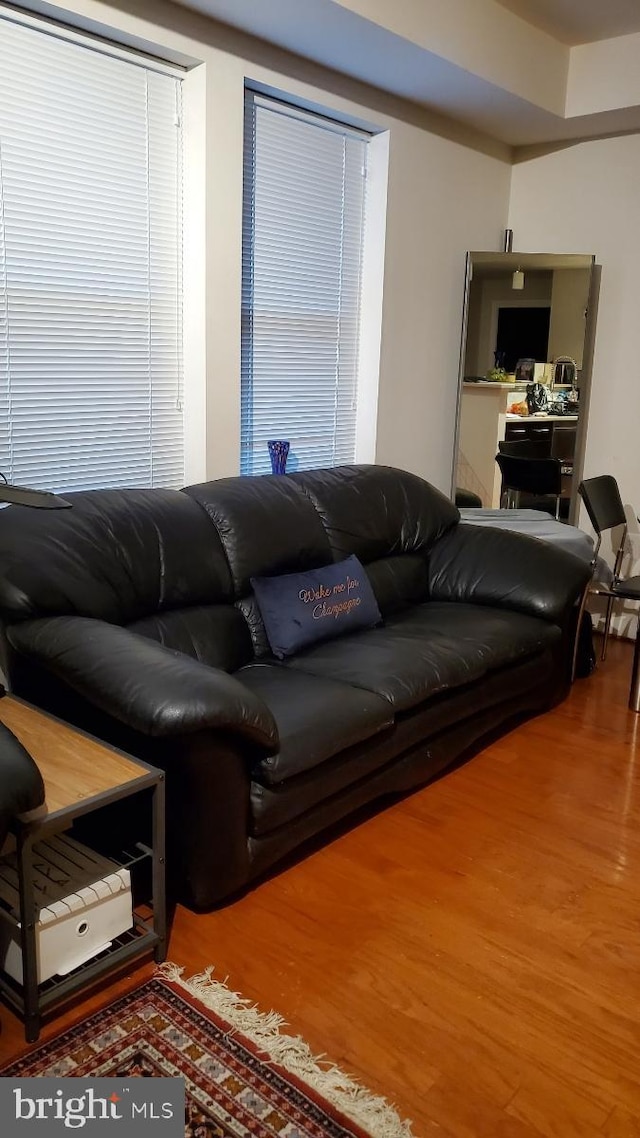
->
(2, 637, 640, 1137)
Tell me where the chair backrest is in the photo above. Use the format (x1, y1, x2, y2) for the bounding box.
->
(498, 438, 549, 460)
(578, 475, 626, 536)
(495, 453, 562, 497)
(550, 427, 577, 463)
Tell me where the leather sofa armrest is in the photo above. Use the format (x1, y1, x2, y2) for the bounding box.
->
(7, 616, 279, 749)
(428, 523, 591, 623)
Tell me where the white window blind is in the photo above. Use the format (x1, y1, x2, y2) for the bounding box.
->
(241, 92, 369, 476)
(0, 14, 183, 493)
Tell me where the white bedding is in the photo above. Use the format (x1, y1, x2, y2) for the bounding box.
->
(459, 507, 596, 566)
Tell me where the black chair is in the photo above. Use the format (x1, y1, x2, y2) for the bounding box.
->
(0, 723, 46, 849)
(495, 452, 563, 518)
(577, 475, 640, 664)
(454, 487, 482, 509)
(498, 438, 550, 460)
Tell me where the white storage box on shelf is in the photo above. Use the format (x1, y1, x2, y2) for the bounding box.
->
(0, 833, 132, 984)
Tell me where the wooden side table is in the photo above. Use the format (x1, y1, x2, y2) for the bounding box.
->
(0, 696, 166, 1042)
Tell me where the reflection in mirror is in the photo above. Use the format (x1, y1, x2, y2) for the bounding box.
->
(452, 252, 596, 523)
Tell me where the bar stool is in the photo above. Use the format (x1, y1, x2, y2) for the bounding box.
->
(495, 452, 563, 518)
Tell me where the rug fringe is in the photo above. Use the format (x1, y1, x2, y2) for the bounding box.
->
(157, 962, 413, 1138)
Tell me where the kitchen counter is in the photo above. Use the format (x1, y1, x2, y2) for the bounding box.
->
(457, 383, 580, 507)
(463, 385, 578, 422)
(463, 381, 521, 389)
(506, 414, 578, 422)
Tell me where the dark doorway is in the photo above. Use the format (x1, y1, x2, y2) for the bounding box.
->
(495, 306, 551, 372)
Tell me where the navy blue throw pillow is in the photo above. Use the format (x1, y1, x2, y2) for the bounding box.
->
(251, 555, 381, 659)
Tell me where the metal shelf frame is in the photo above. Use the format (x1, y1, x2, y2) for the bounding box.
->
(0, 765, 166, 1042)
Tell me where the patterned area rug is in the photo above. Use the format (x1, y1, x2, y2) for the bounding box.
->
(1, 965, 412, 1138)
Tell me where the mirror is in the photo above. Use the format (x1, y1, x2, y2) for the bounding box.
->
(452, 251, 596, 524)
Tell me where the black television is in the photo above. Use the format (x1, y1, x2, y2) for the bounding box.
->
(495, 305, 551, 373)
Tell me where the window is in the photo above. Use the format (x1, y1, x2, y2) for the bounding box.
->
(241, 92, 369, 476)
(0, 13, 183, 492)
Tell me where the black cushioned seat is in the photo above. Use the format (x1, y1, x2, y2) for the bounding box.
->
(236, 663, 394, 783)
(128, 605, 254, 673)
(286, 603, 560, 711)
(248, 647, 554, 839)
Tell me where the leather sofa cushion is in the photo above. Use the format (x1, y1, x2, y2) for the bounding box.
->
(286, 602, 560, 711)
(237, 662, 393, 783)
(365, 555, 429, 616)
(128, 605, 254, 673)
(235, 594, 271, 658)
(291, 464, 459, 562)
(249, 649, 552, 836)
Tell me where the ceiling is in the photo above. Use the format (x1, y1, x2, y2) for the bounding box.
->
(495, 0, 640, 46)
(173, 0, 640, 149)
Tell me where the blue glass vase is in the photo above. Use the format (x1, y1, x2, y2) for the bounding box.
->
(267, 440, 289, 474)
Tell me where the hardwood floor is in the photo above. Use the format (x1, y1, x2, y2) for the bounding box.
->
(2, 636, 640, 1137)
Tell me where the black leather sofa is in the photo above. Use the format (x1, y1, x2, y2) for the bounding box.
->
(0, 465, 590, 909)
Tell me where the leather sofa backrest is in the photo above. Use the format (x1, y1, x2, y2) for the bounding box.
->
(184, 465, 462, 628)
(291, 465, 460, 614)
(0, 488, 233, 625)
(183, 474, 332, 596)
(183, 475, 334, 658)
(290, 465, 460, 561)
(0, 467, 462, 666)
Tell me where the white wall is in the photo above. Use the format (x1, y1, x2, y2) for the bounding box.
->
(509, 135, 640, 632)
(81, 0, 640, 634)
(374, 126, 510, 484)
(509, 136, 640, 506)
(548, 268, 591, 369)
(333, 0, 568, 112)
(33, 0, 511, 492)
